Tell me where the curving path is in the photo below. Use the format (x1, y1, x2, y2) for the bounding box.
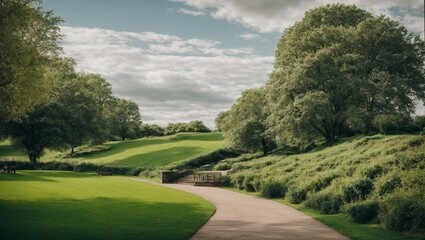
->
(132, 179, 349, 240)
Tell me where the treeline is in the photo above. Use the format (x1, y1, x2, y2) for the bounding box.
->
(140, 121, 210, 137)
(217, 4, 425, 154)
(2, 56, 143, 163)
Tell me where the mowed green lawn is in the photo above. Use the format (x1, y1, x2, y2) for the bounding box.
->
(0, 171, 215, 240)
(0, 132, 224, 167)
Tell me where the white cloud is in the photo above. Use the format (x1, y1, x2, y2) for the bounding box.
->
(237, 32, 260, 40)
(174, 7, 206, 16)
(172, 0, 424, 36)
(61, 26, 273, 127)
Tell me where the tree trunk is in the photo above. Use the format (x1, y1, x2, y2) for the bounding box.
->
(71, 147, 74, 155)
(29, 154, 38, 165)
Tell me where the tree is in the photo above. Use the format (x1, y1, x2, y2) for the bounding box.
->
(267, 4, 425, 144)
(106, 97, 142, 140)
(6, 102, 72, 164)
(351, 16, 425, 134)
(0, 0, 62, 123)
(215, 111, 230, 132)
(221, 88, 275, 155)
(138, 123, 164, 137)
(186, 120, 210, 133)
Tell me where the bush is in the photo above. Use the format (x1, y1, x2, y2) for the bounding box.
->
(305, 192, 343, 214)
(374, 172, 401, 196)
(342, 178, 373, 202)
(232, 174, 245, 190)
(261, 181, 287, 198)
(242, 175, 256, 192)
(360, 165, 385, 179)
(379, 192, 425, 232)
(40, 161, 74, 171)
(0, 160, 35, 170)
(310, 173, 339, 192)
(215, 162, 232, 170)
(287, 187, 307, 204)
(344, 200, 379, 223)
(220, 175, 231, 186)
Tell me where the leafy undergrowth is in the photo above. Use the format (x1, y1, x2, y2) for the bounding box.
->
(0, 171, 214, 240)
(223, 134, 425, 236)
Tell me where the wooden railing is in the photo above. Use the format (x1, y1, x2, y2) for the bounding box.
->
(194, 172, 222, 183)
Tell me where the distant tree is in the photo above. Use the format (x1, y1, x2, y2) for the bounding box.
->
(139, 123, 164, 137)
(222, 88, 275, 155)
(164, 121, 210, 135)
(0, 0, 62, 123)
(106, 97, 142, 140)
(186, 120, 210, 133)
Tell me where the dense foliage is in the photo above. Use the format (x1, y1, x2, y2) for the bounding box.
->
(224, 135, 425, 233)
(217, 4, 425, 150)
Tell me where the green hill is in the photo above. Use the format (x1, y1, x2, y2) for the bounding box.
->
(0, 132, 224, 168)
(224, 134, 425, 235)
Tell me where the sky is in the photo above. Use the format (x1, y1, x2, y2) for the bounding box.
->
(42, 0, 425, 127)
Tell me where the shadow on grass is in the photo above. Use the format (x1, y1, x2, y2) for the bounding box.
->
(112, 146, 204, 167)
(173, 133, 224, 141)
(0, 171, 97, 182)
(83, 138, 172, 159)
(0, 144, 26, 158)
(0, 197, 212, 240)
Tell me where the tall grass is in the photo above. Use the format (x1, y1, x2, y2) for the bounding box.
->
(225, 134, 425, 234)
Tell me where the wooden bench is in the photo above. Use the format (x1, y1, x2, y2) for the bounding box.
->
(96, 171, 112, 176)
(2, 166, 16, 174)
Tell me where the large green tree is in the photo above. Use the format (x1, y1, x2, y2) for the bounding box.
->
(221, 88, 275, 155)
(267, 4, 425, 144)
(7, 102, 72, 164)
(0, 0, 62, 122)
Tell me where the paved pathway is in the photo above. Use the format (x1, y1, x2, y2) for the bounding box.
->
(132, 179, 349, 240)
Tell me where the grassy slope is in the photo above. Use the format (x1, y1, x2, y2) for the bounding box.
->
(0, 132, 224, 167)
(227, 134, 425, 240)
(0, 171, 214, 240)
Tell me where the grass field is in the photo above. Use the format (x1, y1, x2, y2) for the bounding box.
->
(0, 171, 214, 240)
(0, 132, 224, 168)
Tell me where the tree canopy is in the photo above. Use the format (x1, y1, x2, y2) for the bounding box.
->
(218, 3, 425, 151)
(0, 0, 62, 122)
(218, 88, 275, 155)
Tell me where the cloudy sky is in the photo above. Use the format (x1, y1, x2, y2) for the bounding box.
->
(43, 0, 425, 127)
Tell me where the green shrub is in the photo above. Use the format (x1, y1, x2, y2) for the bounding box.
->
(261, 181, 287, 198)
(344, 200, 379, 223)
(360, 165, 385, 179)
(220, 175, 231, 186)
(374, 172, 401, 196)
(379, 192, 425, 232)
(215, 162, 232, 170)
(40, 161, 74, 171)
(305, 192, 343, 214)
(232, 174, 245, 190)
(342, 178, 373, 202)
(243, 175, 256, 192)
(73, 162, 98, 172)
(287, 187, 307, 204)
(310, 173, 339, 192)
